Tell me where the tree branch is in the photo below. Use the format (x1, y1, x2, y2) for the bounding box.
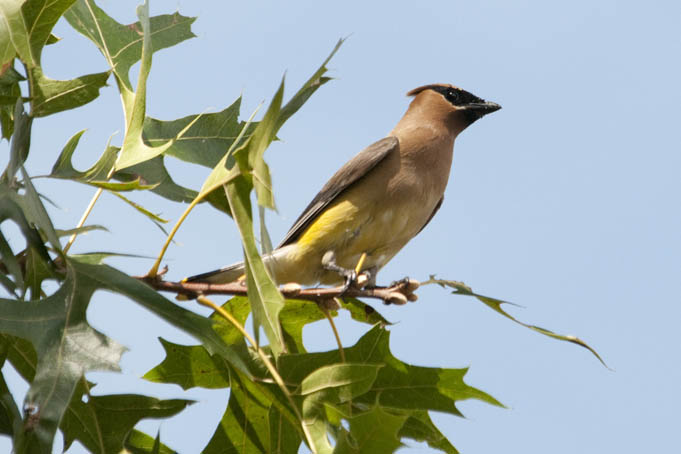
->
(136, 272, 420, 306)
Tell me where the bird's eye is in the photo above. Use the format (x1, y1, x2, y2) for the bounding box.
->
(446, 89, 460, 104)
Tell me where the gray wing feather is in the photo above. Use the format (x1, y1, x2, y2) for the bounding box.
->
(278, 136, 399, 247)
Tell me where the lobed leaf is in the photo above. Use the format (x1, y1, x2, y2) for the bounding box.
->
(339, 297, 392, 326)
(203, 369, 301, 454)
(0, 260, 126, 452)
(0, 66, 23, 140)
(280, 299, 327, 354)
(333, 406, 407, 454)
(18, 0, 77, 66)
(3, 98, 31, 183)
(113, 155, 198, 204)
(142, 338, 231, 390)
(28, 66, 109, 117)
(423, 277, 609, 367)
(125, 430, 178, 454)
(398, 410, 459, 454)
(60, 391, 192, 454)
(143, 99, 255, 169)
(68, 258, 252, 377)
(65, 0, 196, 91)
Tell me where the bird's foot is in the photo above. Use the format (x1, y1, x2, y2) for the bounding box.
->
(366, 277, 420, 305)
(321, 251, 373, 292)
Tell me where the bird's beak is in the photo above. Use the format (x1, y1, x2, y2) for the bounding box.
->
(461, 101, 501, 122)
(464, 101, 501, 115)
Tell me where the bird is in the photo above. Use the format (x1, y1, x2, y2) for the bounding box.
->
(185, 83, 500, 287)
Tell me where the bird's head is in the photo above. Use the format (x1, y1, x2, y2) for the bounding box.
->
(406, 83, 501, 130)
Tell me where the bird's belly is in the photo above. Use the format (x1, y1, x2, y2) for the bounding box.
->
(280, 186, 438, 285)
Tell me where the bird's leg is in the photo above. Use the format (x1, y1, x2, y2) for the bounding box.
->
(361, 266, 379, 288)
(321, 251, 357, 290)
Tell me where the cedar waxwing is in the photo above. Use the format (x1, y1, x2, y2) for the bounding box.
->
(186, 83, 500, 286)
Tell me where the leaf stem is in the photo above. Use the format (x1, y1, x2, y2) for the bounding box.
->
(147, 197, 200, 277)
(324, 301, 345, 362)
(63, 165, 115, 254)
(196, 296, 317, 452)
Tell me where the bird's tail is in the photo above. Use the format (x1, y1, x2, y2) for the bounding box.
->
(183, 261, 246, 284)
(183, 247, 295, 285)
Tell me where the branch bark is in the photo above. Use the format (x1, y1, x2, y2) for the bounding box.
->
(137, 272, 420, 306)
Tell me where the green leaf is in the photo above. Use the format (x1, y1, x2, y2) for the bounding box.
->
(0, 335, 179, 454)
(279, 325, 501, 417)
(195, 105, 258, 201)
(20, 0, 77, 66)
(0, 64, 24, 85)
(0, 186, 53, 292)
(339, 297, 392, 327)
(0, 222, 23, 293)
(0, 334, 36, 382)
(65, 0, 198, 171)
(143, 297, 252, 390)
(3, 98, 31, 183)
(235, 76, 284, 210)
(28, 66, 109, 117)
(209, 296, 252, 345)
(142, 338, 231, 390)
(0, 267, 17, 295)
(280, 299, 327, 354)
(114, 155, 198, 204)
(0, 0, 31, 67)
(107, 190, 168, 224)
(333, 406, 407, 454)
(0, 66, 23, 140)
(143, 98, 256, 168)
(45, 33, 59, 45)
(19, 166, 62, 252)
(125, 429, 178, 454)
(224, 178, 286, 358)
(115, 1, 167, 169)
(299, 362, 382, 454)
(0, 349, 22, 437)
(24, 246, 57, 300)
(276, 38, 343, 131)
(0, 260, 126, 452)
(398, 410, 459, 454)
(65, 0, 196, 91)
(50, 131, 117, 181)
(55, 225, 108, 237)
(51, 133, 171, 227)
(67, 257, 252, 378)
(89, 178, 156, 191)
(423, 277, 609, 367)
(300, 363, 381, 398)
(60, 392, 192, 454)
(203, 370, 302, 454)
(67, 251, 151, 264)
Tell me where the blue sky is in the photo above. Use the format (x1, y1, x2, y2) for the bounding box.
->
(1, 0, 680, 452)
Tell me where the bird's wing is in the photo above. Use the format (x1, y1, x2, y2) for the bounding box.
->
(416, 196, 443, 235)
(278, 136, 399, 247)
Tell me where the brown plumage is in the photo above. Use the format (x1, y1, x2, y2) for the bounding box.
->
(186, 83, 500, 286)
